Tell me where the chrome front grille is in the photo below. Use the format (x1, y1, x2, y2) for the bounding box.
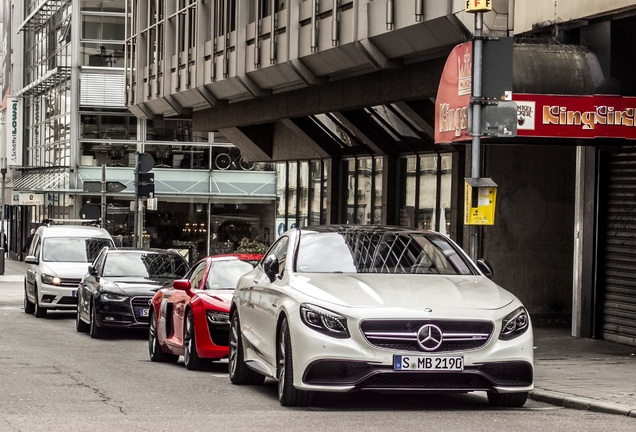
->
(130, 296, 153, 322)
(59, 278, 82, 288)
(360, 319, 494, 353)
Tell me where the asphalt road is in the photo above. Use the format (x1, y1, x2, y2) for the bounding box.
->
(1, 280, 634, 432)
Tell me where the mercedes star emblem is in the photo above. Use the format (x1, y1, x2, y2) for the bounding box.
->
(417, 324, 443, 351)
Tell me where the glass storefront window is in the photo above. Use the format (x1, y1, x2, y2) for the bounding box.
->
(398, 154, 452, 235)
(80, 13, 125, 67)
(298, 161, 309, 227)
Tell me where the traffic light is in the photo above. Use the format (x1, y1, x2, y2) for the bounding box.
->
(137, 172, 155, 197)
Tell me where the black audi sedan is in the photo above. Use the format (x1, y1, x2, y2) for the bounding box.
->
(75, 247, 190, 338)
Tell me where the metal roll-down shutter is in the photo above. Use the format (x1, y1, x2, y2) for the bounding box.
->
(598, 146, 636, 346)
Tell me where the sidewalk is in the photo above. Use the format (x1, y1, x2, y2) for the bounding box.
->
(1, 256, 635, 417)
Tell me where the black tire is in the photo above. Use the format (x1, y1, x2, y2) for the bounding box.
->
(278, 317, 312, 406)
(75, 300, 89, 333)
(239, 158, 255, 170)
(24, 283, 35, 314)
(215, 153, 231, 170)
(228, 310, 265, 385)
(33, 286, 47, 318)
(148, 310, 179, 363)
(184, 310, 209, 370)
(487, 391, 528, 408)
(89, 301, 104, 339)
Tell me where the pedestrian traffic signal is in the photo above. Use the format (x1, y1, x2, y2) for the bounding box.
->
(137, 172, 155, 197)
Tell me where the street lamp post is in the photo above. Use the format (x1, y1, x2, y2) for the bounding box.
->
(0, 157, 6, 275)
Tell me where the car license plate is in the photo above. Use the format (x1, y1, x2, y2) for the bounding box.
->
(137, 308, 149, 317)
(393, 355, 464, 371)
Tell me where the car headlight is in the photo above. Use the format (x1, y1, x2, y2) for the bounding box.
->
(100, 292, 128, 302)
(499, 306, 530, 341)
(300, 303, 349, 338)
(206, 311, 229, 325)
(41, 274, 61, 286)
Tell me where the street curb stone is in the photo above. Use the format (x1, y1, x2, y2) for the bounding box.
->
(531, 389, 636, 417)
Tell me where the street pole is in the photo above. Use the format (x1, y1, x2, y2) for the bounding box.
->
(101, 164, 107, 227)
(0, 158, 6, 275)
(469, 11, 484, 262)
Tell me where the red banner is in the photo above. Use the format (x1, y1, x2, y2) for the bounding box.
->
(514, 93, 636, 140)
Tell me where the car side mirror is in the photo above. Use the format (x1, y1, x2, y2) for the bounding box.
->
(25, 255, 37, 264)
(477, 259, 494, 279)
(88, 265, 98, 277)
(263, 254, 279, 283)
(173, 279, 193, 293)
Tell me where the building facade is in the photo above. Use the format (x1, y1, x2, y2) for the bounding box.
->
(124, 0, 636, 346)
(2, 0, 277, 264)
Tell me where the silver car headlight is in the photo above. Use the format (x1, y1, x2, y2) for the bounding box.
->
(100, 292, 128, 302)
(41, 274, 61, 286)
(300, 303, 349, 338)
(499, 306, 530, 341)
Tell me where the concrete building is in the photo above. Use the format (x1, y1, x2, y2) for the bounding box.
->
(1, 0, 277, 264)
(124, 0, 636, 346)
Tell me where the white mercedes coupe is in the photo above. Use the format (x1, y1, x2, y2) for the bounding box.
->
(229, 225, 533, 407)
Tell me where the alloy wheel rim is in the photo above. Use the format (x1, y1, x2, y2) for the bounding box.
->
(229, 317, 238, 375)
(185, 315, 193, 364)
(278, 323, 286, 399)
(149, 315, 157, 356)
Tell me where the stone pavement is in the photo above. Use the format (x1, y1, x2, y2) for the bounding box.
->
(1, 256, 635, 417)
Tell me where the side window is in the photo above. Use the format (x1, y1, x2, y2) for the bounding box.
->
(267, 236, 288, 277)
(31, 236, 42, 259)
(189, 261, 207, 290)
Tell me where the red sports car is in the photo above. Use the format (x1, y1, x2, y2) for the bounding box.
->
(148, 254, 261, 370)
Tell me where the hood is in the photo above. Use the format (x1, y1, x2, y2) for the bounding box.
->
(103, 277, 174, 296)
(201, 290, 234, 304)
(289, 273, 515, 310)
(40, 261, 93, 279)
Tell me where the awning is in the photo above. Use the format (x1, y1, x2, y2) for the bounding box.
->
(10, 170, 73, 192)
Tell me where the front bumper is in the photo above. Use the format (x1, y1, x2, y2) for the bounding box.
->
(289, 315, 534, 394)
(95, 296, 152, 329)
(303, 359, 533, 393)
(38, 284, 78, 310)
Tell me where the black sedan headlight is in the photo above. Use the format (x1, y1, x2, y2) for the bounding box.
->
(100, 292, 128, 302)
(41, 274, 61, 286)
(300, 303, 349, 338)
(499, 306, 530, 341)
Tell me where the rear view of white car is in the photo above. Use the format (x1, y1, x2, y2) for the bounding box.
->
(229, 225, 533, 407)
(24, 223, 114, 318)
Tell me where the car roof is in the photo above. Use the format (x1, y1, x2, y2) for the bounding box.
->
(36, 224, 112, 238)
(289, 224, 440, 236)
(104, 247, 183, 255)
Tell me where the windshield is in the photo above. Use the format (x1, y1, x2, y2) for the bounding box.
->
(102, 252, 189, 278)
(42, 237, 114, 263)
(206, 260, 254, 289)
(296, 231, 473, 275)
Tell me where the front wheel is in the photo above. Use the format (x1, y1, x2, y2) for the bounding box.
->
(215, 153, 231, 170)
(149, 310, 179, 363)
(89, 301, 104, 339)
(24, 283, 35, 314)
(487, 391, 528, 408)
(33, 286, 47, 318)
(228, 310, 265, 385)
(75, 301, 89, 333)
(278, 317, 311, 406)
(184, 310, 209, 370)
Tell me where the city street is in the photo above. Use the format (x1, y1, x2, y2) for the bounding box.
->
(0, 279, 633, 432)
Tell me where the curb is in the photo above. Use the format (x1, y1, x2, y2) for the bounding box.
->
(530, 389, 636, 418)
